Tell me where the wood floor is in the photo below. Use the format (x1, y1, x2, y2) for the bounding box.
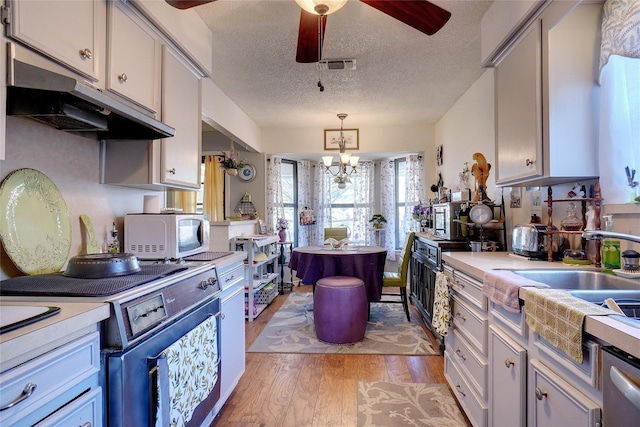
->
(212, 285, 471, 426)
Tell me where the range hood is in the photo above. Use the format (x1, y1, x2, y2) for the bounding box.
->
(5, 43, 175, 140)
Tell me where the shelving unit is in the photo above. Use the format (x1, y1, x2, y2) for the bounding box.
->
(544, 182, 603, 266)
(231, 235, 280, 321)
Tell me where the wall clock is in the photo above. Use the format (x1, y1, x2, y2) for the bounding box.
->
(238, 163, 256, 182)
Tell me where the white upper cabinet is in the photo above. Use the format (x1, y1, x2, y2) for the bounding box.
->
(106, 1, 161, 114)
(5, 0, 105, 83)
(159, 46, 202, 188)
(494, 2, 601, 187)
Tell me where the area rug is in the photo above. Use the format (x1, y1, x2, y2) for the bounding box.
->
(248, 292, 437, 355)
(357, 382, 467, 427)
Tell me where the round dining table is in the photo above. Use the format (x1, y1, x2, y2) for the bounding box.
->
(288, 245, 387, 302)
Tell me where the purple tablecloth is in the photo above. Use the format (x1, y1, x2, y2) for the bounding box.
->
(289, 246, 387, 302)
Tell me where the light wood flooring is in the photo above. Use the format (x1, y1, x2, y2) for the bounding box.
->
(212, 285, 471, 426)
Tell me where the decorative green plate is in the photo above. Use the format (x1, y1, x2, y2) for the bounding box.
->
(0, 169, 71, 274)
(562, 258, 592, 265)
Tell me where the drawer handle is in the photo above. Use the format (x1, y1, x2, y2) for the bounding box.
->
(455, 348, 467, 361)
(535, 387, 548, 401)
(455, 312, 466, 322)
(226, 275, 235, 282)
(79, 48, 92, 59)
(0, 382, 37, 411)
(456, 280, 465, 288)
(82, 423, 92, 427)
(505, 358, 515, 368)
(455, 384, 466, 397)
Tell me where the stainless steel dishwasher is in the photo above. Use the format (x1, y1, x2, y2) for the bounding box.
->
(602, 346, 640, 426)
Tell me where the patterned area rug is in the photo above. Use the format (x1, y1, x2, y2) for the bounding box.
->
(357, 382, 467, 426)
(248, 292, 437, 355)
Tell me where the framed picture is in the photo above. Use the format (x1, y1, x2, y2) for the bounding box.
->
(436, 145, 443, 166)
(324, 129, 359, 150)
(257, 219, 267, 235)
(531, 190, 542, 212)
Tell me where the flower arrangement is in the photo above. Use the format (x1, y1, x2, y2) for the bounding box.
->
(369, 214, 387, 229)
(219, 151, 245, 170)
(276, 217, 289, 231)
(412, 202, 431, 220)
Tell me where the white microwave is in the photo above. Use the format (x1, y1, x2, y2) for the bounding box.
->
(124, 214, 209, 260)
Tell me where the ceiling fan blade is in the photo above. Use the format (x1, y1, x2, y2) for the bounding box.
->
(360, 0, 451, 35)
(165, 0, 216, 10)
(296, 10, 328, 63)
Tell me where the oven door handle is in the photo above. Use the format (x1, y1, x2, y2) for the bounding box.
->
(611, 366, 640, 411)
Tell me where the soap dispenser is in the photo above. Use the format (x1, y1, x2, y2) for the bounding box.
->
(601, 215, 620, 271)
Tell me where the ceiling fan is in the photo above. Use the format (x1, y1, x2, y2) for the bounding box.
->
(165, 0, 451, 63)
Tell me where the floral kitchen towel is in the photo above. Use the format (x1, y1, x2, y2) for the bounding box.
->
(155, 315, 219, 427)
(433, 272, 451, 336)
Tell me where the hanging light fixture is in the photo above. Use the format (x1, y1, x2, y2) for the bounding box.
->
(322, 113, 359, 189)
(294, 0, 347, 16)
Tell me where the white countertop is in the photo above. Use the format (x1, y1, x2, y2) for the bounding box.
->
(0, 301, 110, 371)
(441, 251, 640, 358)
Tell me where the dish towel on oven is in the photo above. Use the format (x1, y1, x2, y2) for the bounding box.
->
(524, 288, 616, 364)
(154, 315, 219, 427)
(482, 270, 549, 313)
(433, 272, 451, 336)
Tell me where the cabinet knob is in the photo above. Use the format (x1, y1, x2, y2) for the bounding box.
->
(505, 358, 515, 368)
(82, 422, 92, 427)
(79, 48, 92, 59)
(535, 387, 548, 400)
(455, 384, 466, 397)
(526, 158, 535, 166)
(455, 312, 466, 322)
(168, 168, 176, 174)
(118, 73, 128, 83)
(455, 348, 467, 361)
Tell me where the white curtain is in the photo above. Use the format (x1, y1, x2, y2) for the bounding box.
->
(404, 154, 425, 238)
(598, 0, 640, 204)
(380, 159, 397, 260)
(266, 156, 284, 232)
(297, 160, 312, 246)
(313, 162, 328, 245)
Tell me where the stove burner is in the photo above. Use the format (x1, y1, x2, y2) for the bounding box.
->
(0, 264, 187, 297)
(184, 251, 233, 262)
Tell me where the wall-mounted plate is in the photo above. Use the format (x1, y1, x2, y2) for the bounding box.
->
(238, 164, 256, 182)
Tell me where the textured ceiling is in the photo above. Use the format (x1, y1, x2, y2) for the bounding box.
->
(195, 0, 493, 129)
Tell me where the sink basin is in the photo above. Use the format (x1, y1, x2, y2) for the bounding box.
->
(0, 306, 61, 334)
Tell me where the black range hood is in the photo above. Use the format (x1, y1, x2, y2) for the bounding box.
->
(6, 43, 175, 140)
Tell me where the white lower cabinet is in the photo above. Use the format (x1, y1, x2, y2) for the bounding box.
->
(445, 353, 488, 427)
(489, 325, 526, 427)
(529, 358, 601, 427)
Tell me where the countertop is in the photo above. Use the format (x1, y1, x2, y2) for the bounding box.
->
(0, 301, 110, 371)
(441, 251, 640, 358)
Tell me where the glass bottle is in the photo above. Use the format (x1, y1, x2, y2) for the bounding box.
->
(108, 222, 120, 254)
(560, 202, 582, 232)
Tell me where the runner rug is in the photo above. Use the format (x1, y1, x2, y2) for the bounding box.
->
(357, 382, 467, 426)
(248, 292, 437, 355)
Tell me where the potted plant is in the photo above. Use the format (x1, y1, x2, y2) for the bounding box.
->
(276, 217, 289, 242)
(369, 214, 387, 229)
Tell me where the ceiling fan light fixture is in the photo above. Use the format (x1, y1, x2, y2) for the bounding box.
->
(294, 0, 347, 16)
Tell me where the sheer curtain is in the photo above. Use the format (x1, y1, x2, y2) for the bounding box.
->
(380, 159, 397, 260)
(403, 154, 425, 237)
(598, 0, 640, 204)
(266, 156, 284, 232)
(297, 160, 312, 246)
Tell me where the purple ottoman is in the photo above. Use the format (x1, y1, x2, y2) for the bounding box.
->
(314, 276, 368, 344)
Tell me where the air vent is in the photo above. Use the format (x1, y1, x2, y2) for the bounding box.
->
(316, 59, 357, 71)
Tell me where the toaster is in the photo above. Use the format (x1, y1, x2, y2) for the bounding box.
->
(512, 224, 566, 259)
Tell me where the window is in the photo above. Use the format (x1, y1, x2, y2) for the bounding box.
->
(281, 160, 298, 242)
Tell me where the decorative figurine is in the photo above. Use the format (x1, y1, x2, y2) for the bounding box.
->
(471, 152, 491, 202)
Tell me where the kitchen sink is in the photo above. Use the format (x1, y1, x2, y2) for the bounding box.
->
(510, 269, 640, 328)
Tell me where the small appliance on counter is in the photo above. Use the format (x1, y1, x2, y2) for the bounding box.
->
(511, 224, 567, 260)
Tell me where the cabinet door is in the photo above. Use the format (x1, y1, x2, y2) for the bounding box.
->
(490, 325, 526, 427)
(495, 20, 543, 185)
(107, 2, 160, 113)
(7, 0, 105, 82)
(529, 358, 601, 427)
(218, 285, 246, 406)
(160, 46, 202, 188)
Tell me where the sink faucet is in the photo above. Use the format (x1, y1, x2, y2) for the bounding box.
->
(582, 230, 640, 245)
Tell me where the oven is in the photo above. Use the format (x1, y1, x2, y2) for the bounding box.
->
(0, 251, 232, 427)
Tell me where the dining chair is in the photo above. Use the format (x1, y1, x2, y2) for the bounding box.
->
(324, 227, 348, 241)
(379, 231, 415, 321)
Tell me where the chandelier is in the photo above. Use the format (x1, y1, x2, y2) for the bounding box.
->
(322, 113, 359, 189)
